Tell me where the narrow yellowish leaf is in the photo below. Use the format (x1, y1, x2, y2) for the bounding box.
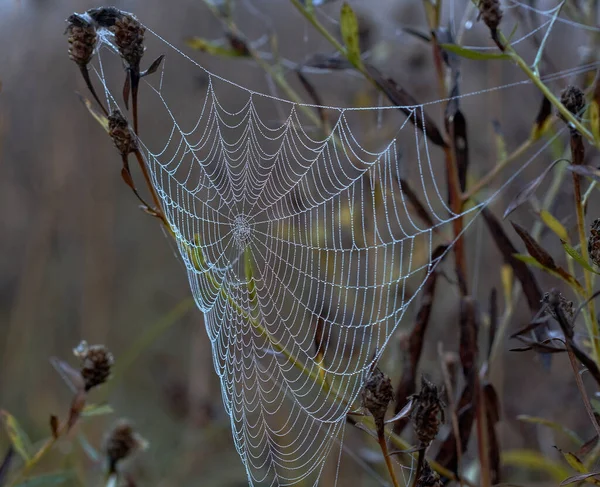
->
(1, 410, 33, 462)
(340, 3, 363, 70)
(589, 101, 600, 147)
(502, 449, 569, 482)
(539, 210, 569, 242)
(501, 264, 513, 303)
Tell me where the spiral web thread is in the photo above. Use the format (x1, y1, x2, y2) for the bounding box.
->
(88, 4, 600, 484)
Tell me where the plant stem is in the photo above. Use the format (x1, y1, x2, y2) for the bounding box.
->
(462, 137, 538, 202)
(495, 34, 596, 146)
(378, 432, 400, 487)
(570, 133, 600, 364)
(132, 150, 168, 226)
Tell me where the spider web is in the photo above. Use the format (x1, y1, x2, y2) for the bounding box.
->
(86, 3, 600, 485)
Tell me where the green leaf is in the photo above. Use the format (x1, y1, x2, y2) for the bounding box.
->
(78, 94, 109, 133)
(14, 471, 73, 486)
(513, 254, 585, 295)
(540, 210, 569, 242)
(78, 433, 101, 462)
(502, 449, 570, 482)
(531, 97, 552, 141)
(439, 43, 510, 61)
(340, 3, 363, 69)
(517, 415, 582, 445)
(1, 411, 33, 462)
(81, 403, 114, 417)
(556, 448, 600, 485)
(588, 101, 600, 147)
(493, 121, 507, 162)
(185, 37, 250, 58)
(562, 242, 600, 274)
(560, 449, 587, 473)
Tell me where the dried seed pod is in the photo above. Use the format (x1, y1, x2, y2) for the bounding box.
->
(589, 219, 600, 267)
(87, 7, 123, 28)
(416, 461, 443, 487)
(362, 367, 393, 430)
(478, 0, 503, 37)
(542, 291, 574, 322)
(108, 110, 138, 156)
(65, 14, 97, 66)
(104, 420, 147, 473)
(110, 13, 146, 68)
(560, 85, 586, 121)
(74, 340, 114, 391)
(410, 376, 445, 447)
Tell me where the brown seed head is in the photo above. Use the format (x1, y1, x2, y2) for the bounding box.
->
(110, 13, 146, 68)
(542, 291, 574, 322)
(411, 376, 445, 447)
(588, 219, 600, 268)
(108, 110, 138, 156)
(104, 419, 147, 473)
(478, 0, 503, 34)
(560, 85, 585, 121)
(87, 7, 123, 28)
(65, 14, 97, 66)
(416, 461, 443, 487)
(362, 367, 393, 431)
(74, 340, 114, 391)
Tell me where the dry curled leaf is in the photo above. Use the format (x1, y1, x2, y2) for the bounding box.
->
(482, 208, 543, 312)
(561, 472, 600, 486)
(393, 271, 438, 435)
(365, 63, 447, 148)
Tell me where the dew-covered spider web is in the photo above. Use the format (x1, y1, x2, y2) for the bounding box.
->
(83, 1, 600, 484)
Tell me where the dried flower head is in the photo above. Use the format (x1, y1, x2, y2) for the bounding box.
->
(416, 461, 443, 487)
(108, 110, 138, 156)
(478, 0, 503, 36)
(589, 219, 600, 268)
(542, 291, 574, 322)
(362, 367, 393, 430)
(73, 340, 114, 391)
(110, 13, 146, 68)
(87, 7, 123, 28)
(560, 85, 585, 121)
(104, 420, 148, 473)
(410, 376, 445, 447)
(65, 14, 97, 67)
